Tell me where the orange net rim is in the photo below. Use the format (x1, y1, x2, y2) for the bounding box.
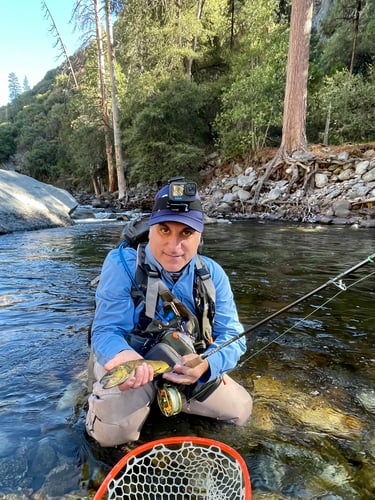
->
(93, 435, 251, 500)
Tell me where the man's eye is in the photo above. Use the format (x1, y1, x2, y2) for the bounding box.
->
(182, 230, 193, 237)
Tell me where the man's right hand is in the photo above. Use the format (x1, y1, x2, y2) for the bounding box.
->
(103, 350, 154, 391)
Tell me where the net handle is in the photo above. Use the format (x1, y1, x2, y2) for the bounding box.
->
(93, 435, 251, 500)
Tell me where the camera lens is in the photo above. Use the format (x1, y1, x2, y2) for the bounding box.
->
(184, 183, 197, 196)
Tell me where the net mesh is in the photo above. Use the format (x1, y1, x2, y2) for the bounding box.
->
(104, 440, 248, 499)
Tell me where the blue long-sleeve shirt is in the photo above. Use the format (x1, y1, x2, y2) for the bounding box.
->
(91, 244, 246, 382)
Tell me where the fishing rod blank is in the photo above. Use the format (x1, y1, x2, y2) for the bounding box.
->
(199, 252, 375, 362)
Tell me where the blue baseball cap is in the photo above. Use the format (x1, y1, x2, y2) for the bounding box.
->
(149, 184, 204, 233)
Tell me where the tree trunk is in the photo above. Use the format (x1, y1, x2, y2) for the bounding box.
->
(93, 0, 116, 193)
(349, 0, 362, 75)
(92, 177, 101, 196)
(104, 0, 127, 200)
(42, 0, 79, 90)
(280, 0, 313, 154)
(323, 101, 331, 146)
(252, 0, 313, 204)
(230, 0, 235, 50)
(176, 0, 182, 47)
(185, 0, 205, 79)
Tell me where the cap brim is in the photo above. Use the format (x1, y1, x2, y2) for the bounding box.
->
(149, 210, 203, 233)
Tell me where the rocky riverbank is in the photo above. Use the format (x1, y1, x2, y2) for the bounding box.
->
(201, 144, 375, 227)
(75, 144, 375, 228)
(2, 143, 375, 234)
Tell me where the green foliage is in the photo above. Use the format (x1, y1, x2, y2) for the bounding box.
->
(308, 68, 375, 143)
(60, 122, 106, 189)
(125, 78, 210, 183)
(0, 123, 17, 164)
(59, 45, 110, 189)
(8, 72, 22, 102)
(23, 76, 31, 92)
(22, 137, 58, 181)
(3, 0, 375, 193)
(317, 0, 375, 75)
(61, 91, 107, 189)
(214, 0, 289, 158)
(2, 82, 78, 183)
(115, 0, 229, 110)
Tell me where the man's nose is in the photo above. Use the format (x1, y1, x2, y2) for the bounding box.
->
(167, 234, 182, 248)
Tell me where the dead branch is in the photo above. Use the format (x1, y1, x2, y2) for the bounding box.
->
(42, 1, 79, 89)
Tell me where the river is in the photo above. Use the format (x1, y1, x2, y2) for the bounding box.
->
(0, 220, 374, 499)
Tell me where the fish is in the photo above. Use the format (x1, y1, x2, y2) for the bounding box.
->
(100, 360, 171, 389)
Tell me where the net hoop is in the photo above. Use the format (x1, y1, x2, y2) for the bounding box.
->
(94, 436, 251, 499)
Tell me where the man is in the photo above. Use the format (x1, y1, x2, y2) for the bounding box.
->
(86, 178, 252, 447)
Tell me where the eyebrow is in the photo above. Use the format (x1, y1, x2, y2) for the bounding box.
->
(159, 222, 195, 232)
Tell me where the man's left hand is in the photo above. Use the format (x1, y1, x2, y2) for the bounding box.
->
(162, 353, 209, 385)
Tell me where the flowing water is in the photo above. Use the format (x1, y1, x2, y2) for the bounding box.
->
(0, 220, 374, 499)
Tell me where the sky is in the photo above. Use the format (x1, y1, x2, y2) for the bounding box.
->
(0, 1, 81, 106)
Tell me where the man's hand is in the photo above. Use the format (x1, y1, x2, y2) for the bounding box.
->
(162, 353, 209, 385)
(103, 350, 154, 391)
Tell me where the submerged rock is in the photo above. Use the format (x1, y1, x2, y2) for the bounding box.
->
(251, 376, 362, 438)
(356, 389, 375, 413)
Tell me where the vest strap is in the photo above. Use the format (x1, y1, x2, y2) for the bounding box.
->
(135, 245, 216, 346)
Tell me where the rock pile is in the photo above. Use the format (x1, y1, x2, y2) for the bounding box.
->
(199, 146, 375, 227)
(93, 145, 375, 227)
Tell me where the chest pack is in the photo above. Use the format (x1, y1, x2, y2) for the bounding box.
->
(119, 216, 216, 353)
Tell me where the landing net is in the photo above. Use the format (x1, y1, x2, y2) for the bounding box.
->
(94, 436, 251, 500)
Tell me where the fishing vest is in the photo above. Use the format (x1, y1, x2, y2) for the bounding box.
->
(127, 242, 216, 354)
(125, 243, 222, 406)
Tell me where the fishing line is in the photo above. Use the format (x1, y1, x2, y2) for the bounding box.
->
(169, 255, 375, 410)
(182, 265, 375, 408)
(196, 252, 375, 364)
(239, 268, 375, 366)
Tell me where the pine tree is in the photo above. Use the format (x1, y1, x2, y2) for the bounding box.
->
(23, 76, 31, 92)
(8, 72, 22, 102)
(252, 0, 314, 203)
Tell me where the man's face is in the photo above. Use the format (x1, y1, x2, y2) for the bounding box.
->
(149, 221, 201, 272)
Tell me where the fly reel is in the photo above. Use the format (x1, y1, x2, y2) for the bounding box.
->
(157, 383, 182, 417)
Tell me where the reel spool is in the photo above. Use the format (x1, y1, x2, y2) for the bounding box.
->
(157, 383, 182, 416)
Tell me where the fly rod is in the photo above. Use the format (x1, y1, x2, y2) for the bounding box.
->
(197, 252, 375, 362)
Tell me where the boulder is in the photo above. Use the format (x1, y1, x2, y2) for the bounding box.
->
(0, 169, 78, 234)
(332, 199, 352, 218)
(315, 173, 329, 188)
(355, 160, 369, 176)
(363, 167, 375, 183)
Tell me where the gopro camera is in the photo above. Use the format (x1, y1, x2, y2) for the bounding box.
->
(169, 177, 197, 203)
(167, 177, 199, 212)
(153, 177, 202, 213)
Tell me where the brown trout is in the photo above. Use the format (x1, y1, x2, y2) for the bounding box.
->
(100, 360, 171, 389)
